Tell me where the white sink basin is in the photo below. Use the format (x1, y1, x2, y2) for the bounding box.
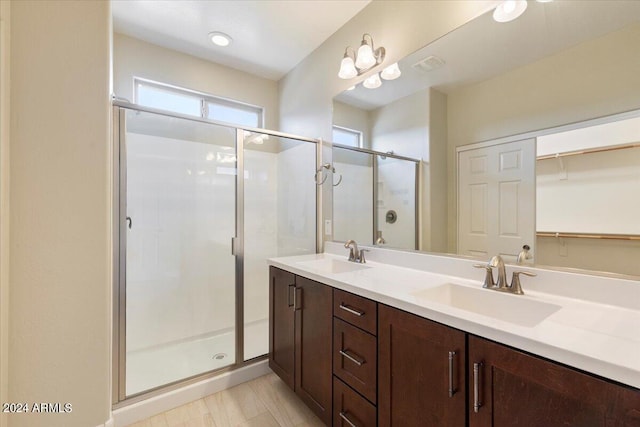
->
(297, 258, 371, 274)
(413, 283, 561, 327)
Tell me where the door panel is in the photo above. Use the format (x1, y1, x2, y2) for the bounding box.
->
(295, 276, 333, 425)
(458, 138, 535, 261)
(268, 267, 295, 389)
(123, 109, 237, 396)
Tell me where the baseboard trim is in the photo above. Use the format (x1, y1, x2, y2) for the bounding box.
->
(112, 360, 271, 427)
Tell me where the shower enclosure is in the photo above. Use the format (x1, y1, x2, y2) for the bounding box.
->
(112, 103, 318, 402)
(332, 144, 420, 250)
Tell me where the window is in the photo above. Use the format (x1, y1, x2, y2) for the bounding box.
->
(332, 125, 362, 148)
(135, 79, 263, 128)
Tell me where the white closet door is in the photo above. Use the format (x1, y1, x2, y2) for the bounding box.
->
(458, 138, 535, 262)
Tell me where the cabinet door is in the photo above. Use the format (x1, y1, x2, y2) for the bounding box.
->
(468, 336, 640, 427)
(269, 266, 295, 389)
(378, 305, 466, 427)
(295, 276, 333, 425)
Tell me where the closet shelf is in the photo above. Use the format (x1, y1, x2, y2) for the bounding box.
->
(536, 231, 640, 241)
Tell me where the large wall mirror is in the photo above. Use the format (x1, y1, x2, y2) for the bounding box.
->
(332, 0, 640, 278)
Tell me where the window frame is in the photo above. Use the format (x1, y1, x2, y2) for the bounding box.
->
(332, 125, 363, 148)
(133, 77, 265, 128)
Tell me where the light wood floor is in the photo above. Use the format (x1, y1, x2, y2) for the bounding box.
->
(126, 373, 325, 427)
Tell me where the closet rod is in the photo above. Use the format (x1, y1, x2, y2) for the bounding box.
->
(536, 142, 640, 160)
(536, 232, 640, 241)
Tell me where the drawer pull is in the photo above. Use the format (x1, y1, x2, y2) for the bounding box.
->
(339, 303, 364, 317)
(339, 349, 365, 366)
(473, 362, 483, 413)
(448, 351, 456, 397)
(339, 411, 358, 427)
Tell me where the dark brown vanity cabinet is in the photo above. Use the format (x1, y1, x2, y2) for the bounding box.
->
(333, 289, 378, 427)
(378, 304, 466, 427)
(468, 335, 640, 427)
(270, 267, 640, 427)
(269, 267, 333, 425)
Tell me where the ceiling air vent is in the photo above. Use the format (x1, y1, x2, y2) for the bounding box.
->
(412, 55, 445, 73)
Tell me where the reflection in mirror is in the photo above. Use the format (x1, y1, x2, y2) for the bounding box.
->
(332, 145, 419, 251)
(535, 115, 640, 277)
(333, 147, 373, 244)
(332, 0, 640, 278)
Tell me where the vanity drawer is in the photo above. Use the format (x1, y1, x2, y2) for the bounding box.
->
(333, 318, 377, 404)
(334, 289, 377, 335)
(333, 376, 377, 427)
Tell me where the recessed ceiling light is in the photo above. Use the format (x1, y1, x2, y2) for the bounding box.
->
(493, 0, 528, 23)
(208, 31, 232, 47)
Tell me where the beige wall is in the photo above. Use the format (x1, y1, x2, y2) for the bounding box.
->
(332, 101, 371, 148)
(428, 89, 448, 253)
(446, 23, 640, 252)
(0, 2, 10, 426)
(9, 2, 112, 426)
(114, 33, 279, 131)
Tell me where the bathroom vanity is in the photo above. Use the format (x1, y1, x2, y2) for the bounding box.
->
(268, 243, 640, 426)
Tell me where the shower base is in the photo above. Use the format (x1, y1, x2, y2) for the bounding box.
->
(126, 318, 268, 396)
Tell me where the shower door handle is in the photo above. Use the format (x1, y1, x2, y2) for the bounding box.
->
(231, 237, 237, 255)
(126, 217, 132, 229)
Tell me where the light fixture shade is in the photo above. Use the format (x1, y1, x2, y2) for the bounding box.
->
(381, 62, 401, 80)
(363, 73, 382, 89)
(338, 56, 358, 79)
(493, 0, 528, 23)
(356, 42, 376, 69)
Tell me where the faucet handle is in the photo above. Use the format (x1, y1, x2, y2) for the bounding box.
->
(359, 249, 370, 264)
(510, 271, 537, 295)
(473, 264, 495, 289)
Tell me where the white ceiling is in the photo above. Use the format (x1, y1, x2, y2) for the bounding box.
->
(112, 0, 371, 81)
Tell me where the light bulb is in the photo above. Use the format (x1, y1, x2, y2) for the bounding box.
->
(381, 63, 401, 80)
(356, 42, 376, 69)
(363, 73, 382, 89)
(338, 56, 357, 79)
(493, 0, 528, 22)
(208, 32, 232, 47)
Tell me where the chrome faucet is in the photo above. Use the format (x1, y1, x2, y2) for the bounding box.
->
(489, 255, 508, 289)
(473, 255, 537, 295)
(517, 244, 532, 264)
(344, 240, 368, 263)
(375, 231, 386, 245)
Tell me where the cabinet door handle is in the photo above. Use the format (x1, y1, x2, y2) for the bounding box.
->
(473, 362, 483, 413)
(339, 349, 365, 366)
(339, 411, 358, 427)
(287, 284, 295, 308)
(293, 287, 301, 311)
(339, 303, 364, 317)
(448, 351, 457, 397)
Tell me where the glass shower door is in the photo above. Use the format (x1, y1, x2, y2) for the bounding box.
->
(242, 132, 317, 361)
(123, 110, 237, 396)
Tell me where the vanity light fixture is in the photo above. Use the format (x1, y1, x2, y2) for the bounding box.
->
(363, 73, 382, 89)
(208, 31, 232, 47)
(493, 0, 528, 23)
(381, 62, 401, 80)
(338, 33, 386, 80)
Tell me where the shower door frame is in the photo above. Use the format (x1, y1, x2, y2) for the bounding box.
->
(112, 102, 322, 406)
(332, 143, 421, 250)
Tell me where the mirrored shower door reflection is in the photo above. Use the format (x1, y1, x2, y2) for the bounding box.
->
(122, 109, 237, 396)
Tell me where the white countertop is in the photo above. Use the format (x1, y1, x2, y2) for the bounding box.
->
(268, 249, 640, 389)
